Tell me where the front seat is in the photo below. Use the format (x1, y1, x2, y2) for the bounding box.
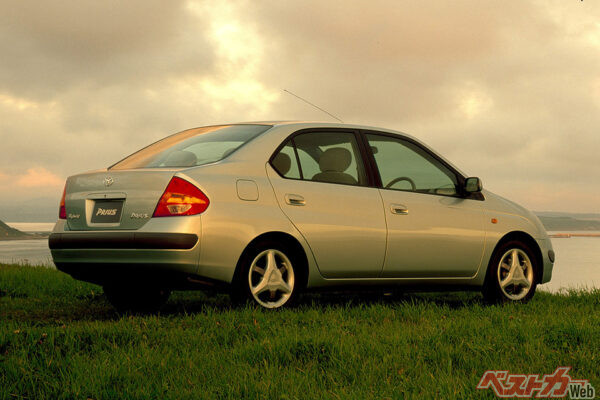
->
(312, 148, 357, 185)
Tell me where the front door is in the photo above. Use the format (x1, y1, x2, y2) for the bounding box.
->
(365, 132, 486, 278)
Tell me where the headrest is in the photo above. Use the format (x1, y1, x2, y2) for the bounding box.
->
(272, 152, 291, 175)
(163, 150, 197, 167)
(319, 148, 351, 172)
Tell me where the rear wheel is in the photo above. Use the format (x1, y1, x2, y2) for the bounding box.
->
(103, 284, 170, 313)
(231, 241, 301, 309)
(482, 240, 538, 303)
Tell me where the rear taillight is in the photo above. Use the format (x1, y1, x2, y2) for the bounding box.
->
(59, 184, 67, 219)
(153, 177, 210, 217)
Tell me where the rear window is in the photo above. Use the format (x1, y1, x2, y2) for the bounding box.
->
(110, 124, 271, 170)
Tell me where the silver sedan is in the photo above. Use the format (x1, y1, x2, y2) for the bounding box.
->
(50, 122, 555, 311)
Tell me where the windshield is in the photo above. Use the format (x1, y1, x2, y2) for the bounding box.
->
(110, 124, 272, 170)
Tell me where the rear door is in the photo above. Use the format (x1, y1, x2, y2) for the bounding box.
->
(364, 132, 486, 278)
(267, 129, 387, 278)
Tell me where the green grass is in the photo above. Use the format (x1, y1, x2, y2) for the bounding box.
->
(1, 264, 599, 399)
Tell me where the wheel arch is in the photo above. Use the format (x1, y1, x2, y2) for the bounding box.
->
(489, 231, 544, 284)
(232, 231, 310, 289)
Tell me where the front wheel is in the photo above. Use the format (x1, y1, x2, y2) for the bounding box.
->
(232, 241, 301, 309)
(482, 240, 538, 303)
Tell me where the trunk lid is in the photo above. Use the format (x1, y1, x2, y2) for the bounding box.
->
(64, 169, 179, 231)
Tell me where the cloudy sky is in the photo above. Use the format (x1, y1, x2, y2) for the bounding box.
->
(0, 0, 599, 221)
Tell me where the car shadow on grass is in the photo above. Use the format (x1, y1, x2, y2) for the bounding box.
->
(162, 289, 487, 316)
(2, 288, 488, 324)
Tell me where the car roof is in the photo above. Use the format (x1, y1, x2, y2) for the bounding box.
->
(195, 120, 415, 137)
(230, 120, 413, 135)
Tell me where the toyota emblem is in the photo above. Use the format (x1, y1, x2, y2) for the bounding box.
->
(103, 177, 114, 187)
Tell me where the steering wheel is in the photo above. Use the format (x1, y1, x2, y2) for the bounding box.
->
(385, 176, 416, 190)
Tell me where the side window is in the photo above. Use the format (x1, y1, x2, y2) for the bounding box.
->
(296, 147, 320, 179)
(294, 131, 367, 186)
(366, 134, 458, 196)
(270, 131, 368, 186)
(271, 140, 301, 179)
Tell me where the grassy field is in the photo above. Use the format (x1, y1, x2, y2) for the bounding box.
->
(1, 264, 598, 399)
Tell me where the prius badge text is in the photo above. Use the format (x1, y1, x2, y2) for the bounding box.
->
(96, 208, 117, 216)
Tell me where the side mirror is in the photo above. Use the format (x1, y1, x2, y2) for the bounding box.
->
(464, 177, 482, 193)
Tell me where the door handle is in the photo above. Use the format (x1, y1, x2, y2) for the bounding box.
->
(285, 194, 305, 206)
(390, 204, 408, 215)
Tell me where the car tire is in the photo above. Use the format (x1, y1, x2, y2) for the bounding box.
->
(231, 240, 302, 309)
(482, 240, 538, 303)
(103, 284, 170, 313)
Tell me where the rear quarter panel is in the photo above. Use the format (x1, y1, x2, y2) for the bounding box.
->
(182, 159, 317, 284)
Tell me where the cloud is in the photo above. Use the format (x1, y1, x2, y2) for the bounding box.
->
(0, 165, 61, 192)
(0, 0, 273, 178)
(0, 167, 64, 222)
(15, 168, 64, 188)
(0, 0, 598, 215)
(237, 0, 600, 212)
(0, 0, 209, 99)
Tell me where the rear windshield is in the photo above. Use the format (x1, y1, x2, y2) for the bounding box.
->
(110, 124, 272, 170)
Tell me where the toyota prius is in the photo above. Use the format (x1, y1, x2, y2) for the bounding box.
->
(49, 122, 555, 311)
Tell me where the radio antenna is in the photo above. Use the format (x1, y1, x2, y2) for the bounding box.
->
(283, 89, 344, 123)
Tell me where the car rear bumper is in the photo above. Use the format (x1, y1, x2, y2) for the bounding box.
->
(49, 232, 198, 250)
(49, 218, 203, 287)
(51, 248, 200, 287)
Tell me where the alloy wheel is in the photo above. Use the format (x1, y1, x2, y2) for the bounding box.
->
(248, 249, 295, 308)
(497, 248, 534, 301)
